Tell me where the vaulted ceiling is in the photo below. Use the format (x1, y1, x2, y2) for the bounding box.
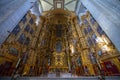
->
(39, 0, 79, 11)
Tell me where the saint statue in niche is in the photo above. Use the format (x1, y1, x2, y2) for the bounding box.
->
(56, 41, 62, 53)
(9, 47, 18, 55)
